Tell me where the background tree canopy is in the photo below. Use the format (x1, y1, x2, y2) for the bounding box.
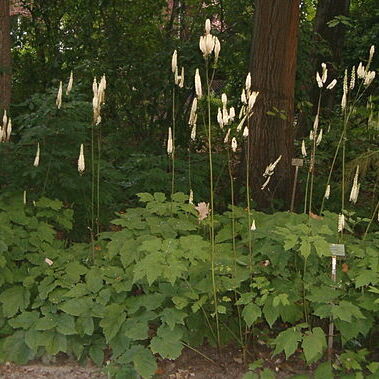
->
(0, 0, 377, 231)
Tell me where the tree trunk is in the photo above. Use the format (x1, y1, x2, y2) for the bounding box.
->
(0, 0, 11, 111)
(248, 0, 300, 210)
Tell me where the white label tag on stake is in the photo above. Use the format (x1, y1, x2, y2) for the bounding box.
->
(329, 244, 345, 257)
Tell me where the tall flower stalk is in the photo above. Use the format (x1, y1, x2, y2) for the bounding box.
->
(363, 200, 379, 240)
(304, 63, 335, 214)
(238, 77, 259, 274)
(226, 134, 244, 357)
(169, 50, 184, 199)
(230, 76, 260, 357)
(90, 75, 106, 244)
(188, 96, 198, 197)
(198, 19, 221, 349)
(319, 45, 376, 217)
(219, 94, 244, 352)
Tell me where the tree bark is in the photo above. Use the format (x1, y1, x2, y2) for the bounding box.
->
(0, 0, 11, 111)
(248, 0, 300, 210)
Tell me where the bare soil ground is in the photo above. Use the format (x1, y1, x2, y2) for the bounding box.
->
(0, 344, 313, 379)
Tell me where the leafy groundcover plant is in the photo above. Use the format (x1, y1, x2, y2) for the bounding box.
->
(0, 192, 378, 378)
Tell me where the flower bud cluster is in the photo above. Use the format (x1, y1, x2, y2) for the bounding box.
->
(199, 19, 221, 63)
(93, 75, 106, 125)
(261, 155, 282, 190)
(172, 50, 185, 88)
(217, 93, 235, 129)
(0, 110, 12, 142)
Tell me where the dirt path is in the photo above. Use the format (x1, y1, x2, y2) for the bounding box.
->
(0, 345, 312, 378)
(0, 362, 106, 379)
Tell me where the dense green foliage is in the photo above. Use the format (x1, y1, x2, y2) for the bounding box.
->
(0, 194, 378, 377)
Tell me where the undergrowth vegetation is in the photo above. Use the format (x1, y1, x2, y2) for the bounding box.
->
(0, 191, 378, 377)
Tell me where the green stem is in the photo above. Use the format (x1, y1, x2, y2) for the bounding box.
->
(184, 278, 216, 342)
(188, 147, 192, 192)
(96, 126, 101, 236)
(91, 125, 95, 258)
(363, 200, 379, 240)
(227, 148, 243, 351)
(42, 158, 52, 195)
(245, 102, 254, 358)
(308, 91, 322, 214)
(340, 102, 349, 242)
(181, 342, 218, 366)
(171, 87, 176, 199)
(304, 170, 310, 215)
(303, 258, 309, 327)
(220, 320, 245, 347)
(205, 60, 220, 349)
(246, 117, 253, 274)
(320, 132, 343, 214)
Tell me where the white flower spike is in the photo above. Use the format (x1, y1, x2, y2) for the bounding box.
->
(243, 126, 249, 138)
(350, 66, 356, 90)
(195, 69, 202, 98)
(189, 189, 194, 205)
(321, 63, 328, 83)
(316, 71, 323, 88)
(245, 73, 251, 93)
(324, 184, 330, 200)
(301, 140, 307, 157)
(229, 107, 235, 122)
(78, 144, 85, 174)
(248, 91, 259, 112)
(341, 92, 347, 110)
(343, 69, 348, 94)
(2, 110, 7, 128)
(349, 166, 360, 204)
(205, 19, 211, 35)
(338, 213, 345, 233)
(214, 37, 221, 63)
(33, 142, 40, 167)
(66, 71, 74, 95)
(326, 79, 337, 90)
(217, 107, 223, 129)
(224, 129, 231, 144)
(368, 45, 375, 66)
(178, 67, 185, 88)
(188, 97, 198, 126)
(205, 34, 215, 56)
(6, 118, 12, 141)
(56, 81, 63, 109)
(231, 137, 237, 152)
(241, 89, 247, 104)
(167, 127, 173, 155)
(364, 71, 376, 87)
(199, 36, 207, 56)
(316, 129, 323, 146)
(357, 62, 365, 79)
(191, 125, 196, 141)
(221, 93, 227, 108)
(171, 50, 177, 73)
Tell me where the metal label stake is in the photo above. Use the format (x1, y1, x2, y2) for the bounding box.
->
(328, 244, 345, 360)
(290, 158, 303, 212)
